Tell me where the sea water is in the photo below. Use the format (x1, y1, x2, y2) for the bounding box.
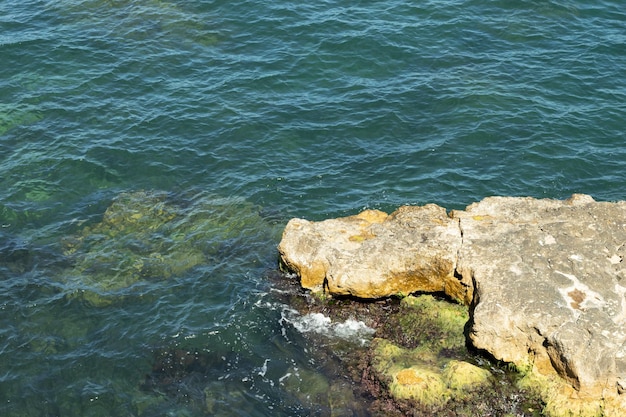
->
(1, 0, 625, 415)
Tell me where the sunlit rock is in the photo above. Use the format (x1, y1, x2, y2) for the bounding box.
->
(452, 194, 626, 416)
(278, 205, 471, 303)
(278, 194, 626, 416)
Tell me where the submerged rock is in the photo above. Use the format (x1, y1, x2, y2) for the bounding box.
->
(0, 102, 43, 136)
(278, 194, 626, 416)
(61, 190, 267, 306)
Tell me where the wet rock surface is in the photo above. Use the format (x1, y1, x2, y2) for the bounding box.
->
(278, 194, 626, 416)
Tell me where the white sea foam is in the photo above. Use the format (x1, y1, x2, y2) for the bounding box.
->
(291, 312, 331, 333)
(334, 318, 376, 340)
(287, 311, 375, 346)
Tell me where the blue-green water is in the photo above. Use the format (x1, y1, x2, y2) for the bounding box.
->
(1, 0, 625, 415)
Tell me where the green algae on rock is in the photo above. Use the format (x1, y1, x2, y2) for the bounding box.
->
(268, 273, 546, 415)
(371, 295, 492, 408)
(0, 203, 43, 228)
(61, 190, 268, 306)
(0, 103, 43, 136)
(513, 362, 614, 417)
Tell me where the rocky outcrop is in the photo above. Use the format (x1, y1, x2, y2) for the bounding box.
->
(454, 194, 626, 416)
(278, 205, 470, 303)
(278, 194, 626, 416)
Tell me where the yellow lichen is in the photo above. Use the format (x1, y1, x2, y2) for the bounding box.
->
(348, 231, 376, 242)
(354, 209, 388, 223)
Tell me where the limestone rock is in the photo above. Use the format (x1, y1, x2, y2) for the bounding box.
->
(278, 205, 470, 302)
(278, 194, 626, 415)
(453, 194, 626, 413)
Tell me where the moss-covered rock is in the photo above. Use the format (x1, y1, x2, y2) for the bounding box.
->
(371, 295, 493, 409)
(390, 365, 448, 405)
(514, 361, 615, 417)
(443, 359, 493, 395)
(271, 276, 546, 415)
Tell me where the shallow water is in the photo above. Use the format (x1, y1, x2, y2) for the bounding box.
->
(1, 0, 625, 415)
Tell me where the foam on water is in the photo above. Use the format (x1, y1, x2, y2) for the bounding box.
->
(285, 310, 376, 347)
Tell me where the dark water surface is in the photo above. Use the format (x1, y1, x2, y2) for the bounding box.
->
(1, 0, 625, 415)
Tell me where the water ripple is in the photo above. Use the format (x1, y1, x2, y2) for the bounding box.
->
(1, 0, 626, 415)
